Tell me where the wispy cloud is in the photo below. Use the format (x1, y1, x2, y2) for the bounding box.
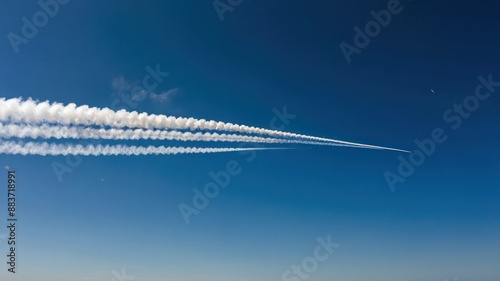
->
(111, 77, 177, 103)
(150, 88, 178, 103)
(112, 77, 147, 101)
(111, 77, 132, 95)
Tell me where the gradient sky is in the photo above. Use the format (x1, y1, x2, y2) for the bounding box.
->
(0, 1, 499, 281)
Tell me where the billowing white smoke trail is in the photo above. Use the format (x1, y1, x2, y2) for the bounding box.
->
(0, 141, 285, 156)
(0, 123, 410, 152)
(0, 98, 410, 152)
(0, 123, 284, 143)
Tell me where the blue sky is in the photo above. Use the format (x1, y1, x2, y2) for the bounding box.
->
(0, 0, 499, 280)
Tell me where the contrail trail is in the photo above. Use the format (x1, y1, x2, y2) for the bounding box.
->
(0, 98, 410, 152)
(0, 141, 287, 156)
(0, 123, 410, 153)
(0, 123, 288, 143)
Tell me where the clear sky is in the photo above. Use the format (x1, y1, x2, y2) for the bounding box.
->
(0, 1, 499, 281)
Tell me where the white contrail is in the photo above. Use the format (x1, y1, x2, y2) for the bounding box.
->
(0, 98, 410, 152)
(0, 123, 285, 143)
(0, 123, 410, 153)
(0, 141, 287, 156)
